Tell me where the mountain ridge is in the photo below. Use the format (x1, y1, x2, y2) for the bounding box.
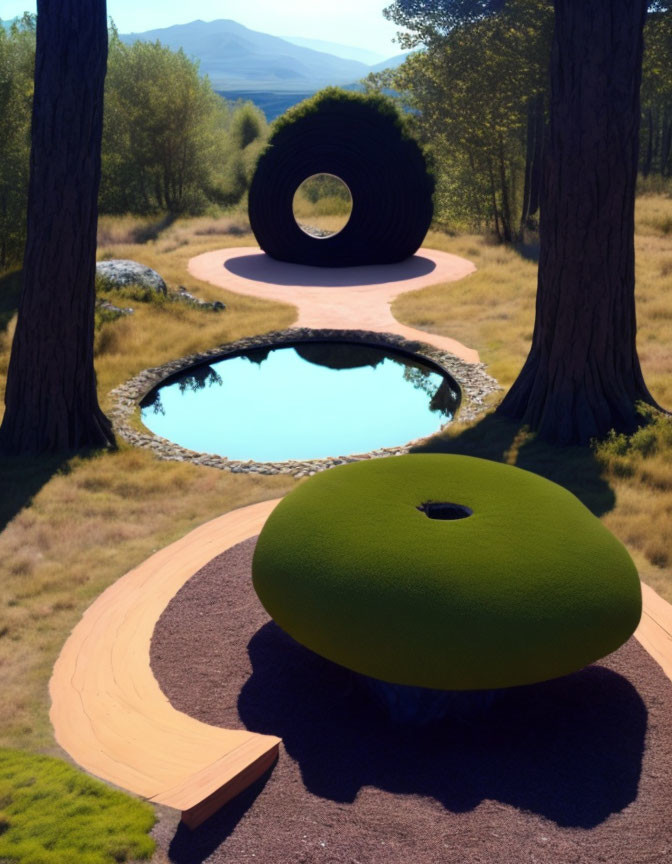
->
(119, 18, 407, 92)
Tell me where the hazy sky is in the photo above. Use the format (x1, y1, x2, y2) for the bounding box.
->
(2, 1, 403, 56)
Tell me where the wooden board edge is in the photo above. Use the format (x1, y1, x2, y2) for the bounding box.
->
(176, 742, 280, 830)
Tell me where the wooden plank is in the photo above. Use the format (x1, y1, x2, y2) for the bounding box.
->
(635, 582, 672, 682)
(49, 499, 282, 823)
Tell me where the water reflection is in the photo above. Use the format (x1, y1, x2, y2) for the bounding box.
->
(140, 342, 460, 462)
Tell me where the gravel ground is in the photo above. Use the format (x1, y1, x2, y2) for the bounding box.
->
(150, 537, 672, 864)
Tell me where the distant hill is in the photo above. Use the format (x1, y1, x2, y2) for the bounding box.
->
(119, 19, 372, 92)
(283, 36, 386, 66)
(368, 53, 410, 74)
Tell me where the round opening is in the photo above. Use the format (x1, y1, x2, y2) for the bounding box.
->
(292, 173, 353, 239)
(417, 501, 473, 521)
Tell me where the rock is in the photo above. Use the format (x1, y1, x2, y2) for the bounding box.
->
(176, 285, 226, 312)
(96, 299, 134, 318)
(96, 259, 167, 295)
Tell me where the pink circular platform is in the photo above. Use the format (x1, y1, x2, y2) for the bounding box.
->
(188, 246, 479, 364)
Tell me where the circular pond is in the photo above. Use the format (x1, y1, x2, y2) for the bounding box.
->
(140, 342, 460, 463)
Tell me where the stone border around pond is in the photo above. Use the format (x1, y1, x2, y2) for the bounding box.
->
(108, 328, 501, 478)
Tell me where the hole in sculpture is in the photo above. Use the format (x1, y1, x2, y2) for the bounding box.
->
(418, 501, 473, 521)
(292, 173, 353, 239)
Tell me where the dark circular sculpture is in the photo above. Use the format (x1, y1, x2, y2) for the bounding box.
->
(252, 454, 642, 691)
(248, 89, 435, 267)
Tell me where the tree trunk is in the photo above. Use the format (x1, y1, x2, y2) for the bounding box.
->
(0, 0, 114, 453)
(497, 0, 661, 445)
(520, 93, 545, 232)
(497, 134, 513, 242)
(642, 106, 654, 175)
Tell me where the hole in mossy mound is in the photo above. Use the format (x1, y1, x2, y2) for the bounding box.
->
(418, 501, 473, 521)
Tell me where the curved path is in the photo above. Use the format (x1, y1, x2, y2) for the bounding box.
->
(50, 500, 282, 829)
(188, 246, 480, 364)
(51, 247, 672, 829)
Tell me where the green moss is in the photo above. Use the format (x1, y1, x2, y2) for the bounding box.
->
(252, 454, 642, 690)
(0, 749, 155, 864)
(270, 87, 408, 140)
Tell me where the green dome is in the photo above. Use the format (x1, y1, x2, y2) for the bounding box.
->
(252, 454, 642, 690)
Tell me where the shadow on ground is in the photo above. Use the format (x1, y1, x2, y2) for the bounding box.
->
(168, 627, 646, 863)
(224, 252, 437, 287)
(0, 453, 69, 533)
(240, 623, 645, 823)
(412, 411, 616, 517)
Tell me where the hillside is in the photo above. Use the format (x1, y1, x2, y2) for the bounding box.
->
(119, 19, 371, 91)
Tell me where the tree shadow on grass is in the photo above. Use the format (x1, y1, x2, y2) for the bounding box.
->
(0, 452, 71, 533)
(413, 411, 615, 517)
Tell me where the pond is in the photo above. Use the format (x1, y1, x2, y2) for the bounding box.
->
(140, 342, 460, 463)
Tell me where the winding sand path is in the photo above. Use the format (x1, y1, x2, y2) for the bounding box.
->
(188, 246, 480, 363)
(50, 246, 672, 829)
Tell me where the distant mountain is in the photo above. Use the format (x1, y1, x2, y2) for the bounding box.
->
(283, 36, 386, 66)
(119, 19, 373, 92)
(368, 52, 410, 74)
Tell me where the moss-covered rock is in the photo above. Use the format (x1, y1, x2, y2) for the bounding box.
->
(248, 88, 434, 267)
(252, 454, 642, 690)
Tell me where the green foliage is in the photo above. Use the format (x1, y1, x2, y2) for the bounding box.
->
(641, 8, 672, 177)
(101, 32, 242, 214)
(229, 100, 266, 150)
(270, 86, 413, 143)
(253, 454, 641, 690)
(0, 21, 267, 258)
(382, 0, 672, 236)
(375, 0, 552, 239)
(596, 407, 672, 462)
(0, 748, 155, 864)
(0, 15, 35, 268)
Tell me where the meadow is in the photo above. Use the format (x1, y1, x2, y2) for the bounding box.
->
(0, 193, 670, 860)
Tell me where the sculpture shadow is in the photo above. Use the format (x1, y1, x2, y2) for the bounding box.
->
(238, 621, 646, 830)
(412, 411, 616, 517)
(224, 252, 437, 287)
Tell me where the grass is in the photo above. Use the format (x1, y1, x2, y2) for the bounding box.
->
(0, 195, 670, 858)
(0, 748, 156, 864)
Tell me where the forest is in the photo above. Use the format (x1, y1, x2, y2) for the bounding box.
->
(0, 15, 268, 269)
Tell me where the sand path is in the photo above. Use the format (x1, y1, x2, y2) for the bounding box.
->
(187, 246, 479, 363)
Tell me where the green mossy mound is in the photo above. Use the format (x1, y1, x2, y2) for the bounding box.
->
(252, 454, 642, 690)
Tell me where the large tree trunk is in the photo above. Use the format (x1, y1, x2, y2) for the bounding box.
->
(0, 0, 114, 453)
(498, 0, 661, 445)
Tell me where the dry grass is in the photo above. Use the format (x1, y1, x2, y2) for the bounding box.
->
(0, 217, 297, 754)
(394, 195, 672, 599)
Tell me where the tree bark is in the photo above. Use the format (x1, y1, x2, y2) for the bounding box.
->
(520, 93, 545, 232)
(497, 0, 661, 445)
(0, 0, 114, 453)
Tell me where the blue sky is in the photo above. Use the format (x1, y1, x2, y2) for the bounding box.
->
(2, 1, 402, 56)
